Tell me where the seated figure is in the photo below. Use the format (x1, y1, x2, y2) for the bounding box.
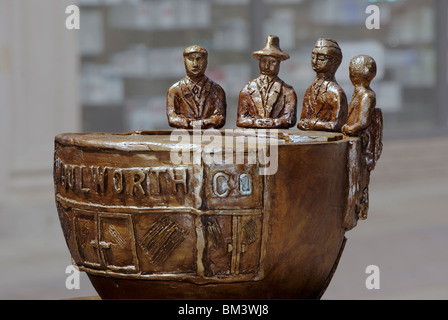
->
(237, 35, 297, 129)
(167, 45, 226, 129)
(298, 38, 347, 132)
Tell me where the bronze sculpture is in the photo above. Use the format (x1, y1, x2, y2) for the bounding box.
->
(54, 129, 351, 299)
(342, 54, 383, 220)
(237, 35, 297, 128)
(167, 45, 226, 129)
(54, 36, 383, 300)
(343, 54, 382, 171)
(298, 38, 348, 132)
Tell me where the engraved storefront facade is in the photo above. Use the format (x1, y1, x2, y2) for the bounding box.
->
(54, 145, 267, 284)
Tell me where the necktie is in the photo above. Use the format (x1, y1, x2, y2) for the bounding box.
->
(192, 85, 199, 95)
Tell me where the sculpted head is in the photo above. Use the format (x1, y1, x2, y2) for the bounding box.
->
(253, 35, 289, 78)
(311, 38, 342, 75)
(183, 45, 208, 79)
(258, 56, 281, 77)
(349, 55, 377, 86)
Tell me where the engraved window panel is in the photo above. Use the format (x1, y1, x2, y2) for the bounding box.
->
(202, 215, 233, 277)
(74, 210, 102, 268)
(238, 215, 263, 275)
(98, 213, 139, 273)
(202, 214, 263, 278)
(133, 213, 196, 275)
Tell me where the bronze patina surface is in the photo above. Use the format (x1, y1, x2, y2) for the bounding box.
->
(54, 130, 362, 299)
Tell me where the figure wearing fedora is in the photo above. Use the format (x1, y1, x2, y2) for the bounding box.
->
(167, 45, 226, 129)
(298, 38, 348, 132)
(237, 35, 297, 129)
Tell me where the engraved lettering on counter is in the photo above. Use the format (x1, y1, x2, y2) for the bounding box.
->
(239, 174, 252, 195)
(79, 166, 90, 193)
(169, 167, 188, 193)
(211, 171, 254, 198)
(113, 169, 124, 194)
(54, 158, 192, 198)
(130, 169, 145, 196)
(92, 166, 108, 194)
(65, 164, 76, 190)
(151, 168, 167, 194)
(213, 172, 230, 197)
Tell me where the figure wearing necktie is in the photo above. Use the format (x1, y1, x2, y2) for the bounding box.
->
(167, 45, 226, 129)
(237, 35, 297, 129)
(298, 38, 348, 132)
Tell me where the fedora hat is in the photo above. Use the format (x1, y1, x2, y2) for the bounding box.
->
(252, 35, 290, 61)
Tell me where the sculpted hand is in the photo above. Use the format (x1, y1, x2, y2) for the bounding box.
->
(255, 118, 274, 127)
(298, 119, 311, 130)
(342, 124, 356, 135)
(190, 120, 204, 128)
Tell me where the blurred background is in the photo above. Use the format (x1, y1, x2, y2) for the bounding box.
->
(0, 0, 447, 299)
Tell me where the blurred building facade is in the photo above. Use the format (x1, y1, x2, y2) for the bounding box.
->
(0, 0, 80, 210)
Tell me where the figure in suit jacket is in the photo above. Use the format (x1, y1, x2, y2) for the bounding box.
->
(167, 45, 226, 129)
(237, 35, 297, 129)
(298, 38, 348, 132)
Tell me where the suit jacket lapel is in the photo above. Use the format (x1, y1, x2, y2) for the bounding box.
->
(197, 77, 211, 117)
(313, 79, 330, 118)
(265, 79, 282, 117)
(180, 78, 198, 117)
(249, 79, 265, 118)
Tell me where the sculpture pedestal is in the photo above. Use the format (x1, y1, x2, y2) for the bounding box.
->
(54, 129, 362, 299)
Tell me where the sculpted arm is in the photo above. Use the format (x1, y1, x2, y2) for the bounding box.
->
(237, 91, 279, 128)
(343, 93, 376, 135)
(166, 87, 190, 129)
(298, 87, 313, 130)
(201, 86, 226, 129)
(237, 89, 256, 128)
(273, 88, 297, 128)
(313, 90, 348, 132)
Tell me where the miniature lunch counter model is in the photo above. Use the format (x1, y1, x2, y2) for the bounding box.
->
(54, 36, 382, 299)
